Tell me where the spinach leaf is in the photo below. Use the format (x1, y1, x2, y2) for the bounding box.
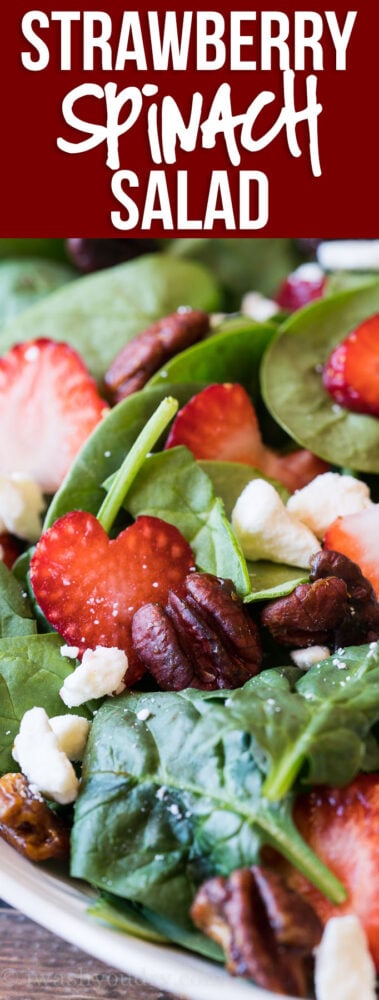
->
(245, 562, 309, 602)
(262, 280, 379, 473)
(0, 633, 90, 775)
(168, 238, 299, 306)
(71, 690, 344, 928)
(200, 459, 289, 518)
(106, 447, 250, 596)
(89, 892, 223, 961)
(0, 258, 75, 334)
(0, 254, 220, 381)
(149, 319, 276, 400)
(0, 563, 36, 637)
(228, 644, 379, 800)
(44, 382, 203, 529)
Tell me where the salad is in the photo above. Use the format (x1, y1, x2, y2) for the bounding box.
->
(1, 238, 379, 1000)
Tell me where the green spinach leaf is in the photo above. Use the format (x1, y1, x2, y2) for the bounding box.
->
(167, 238, 299, 306)
(44, 383, 203, 529)
(0, 255, 220, 381)
(228, 644, 379, 800)
(0, 563, 36, 637)
(149, 319, 276, 400)
(262, 281, 379, 473)
(71, 689, 344, 928)
(0, 633, 90, 775)
(105, 447, 250, 596)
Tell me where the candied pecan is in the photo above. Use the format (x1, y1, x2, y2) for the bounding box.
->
(262, 550, 379, 651)
(191, 865, 322, 997)
(311, 549, 379, 646)
(132, 572, 262, 690)
(104, 309, 210, 403)
(0, 773, 70, 861)
(261, 576, 348, 647)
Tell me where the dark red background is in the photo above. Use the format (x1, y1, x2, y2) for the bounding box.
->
(2, 1, 377, 236)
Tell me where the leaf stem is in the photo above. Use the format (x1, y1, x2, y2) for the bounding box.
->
(97, 396, 178, 534)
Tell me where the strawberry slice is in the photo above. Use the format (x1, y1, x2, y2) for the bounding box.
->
(165, 383, 328, 492)
(323, 313, 379, 417)
(324, 507, 379, 598)
(288, 776, 379, 969)
(30, 512, 195, 683)
(0, 338, 108, 493)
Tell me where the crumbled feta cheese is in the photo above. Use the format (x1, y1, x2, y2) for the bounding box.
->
(0, 473, 44, 541)
(317, 239, 379, 272)
(314, 915, 376, 1000)
(292, 261, 325, 282)
(231, 479, 321, 568)
(241, 291, 280, 322)
(287, 473, 372, 539)
(59, 646, 128, 707)
(290, 646, 330, 670)
(60, 644, 80, 660)
(136, 708, 151, 722)
(12, 707, 79, 805)
(49, 714, 90, 760)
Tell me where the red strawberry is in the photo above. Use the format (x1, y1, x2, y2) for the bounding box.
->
(165, 383, 328, 492)
(165, 382, 266, 465)
(275, 264, 326, 312)
(288, 776, 379, 969)
(323, 313, 379, 417)
(0, 533, 22, 569)
(30, 512, 195, 683)
(0, 338, 108, 493)
(324, 507, 379, 598)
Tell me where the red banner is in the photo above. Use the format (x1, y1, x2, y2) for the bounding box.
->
(1, 1, 377, 236)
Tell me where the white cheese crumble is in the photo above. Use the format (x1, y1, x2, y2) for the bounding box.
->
(136, 708, 151, 722)
(287, 473, 372, 539)
(231, 479, 321, 568)
(59, 645, 128, 707)
(0, 473, 45, 542)
(241, 291, 280, 322)
(314, 915, 376, 1000)
(60, 644, 80, 660)
(317, 240, 379, 272)
(290, 646, 331, 670)
(49, 714, 90, 760)
(12, 707, 79, 805)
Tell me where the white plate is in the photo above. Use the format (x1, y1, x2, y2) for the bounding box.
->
(0, 839, 298, 1000)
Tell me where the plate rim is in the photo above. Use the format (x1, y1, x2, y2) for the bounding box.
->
(0, 839, 285, 1000)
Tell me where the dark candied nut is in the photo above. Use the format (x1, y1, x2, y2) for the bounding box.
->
(65, 238, 158, 274)
(104, 309, 210, 403)
(261, 576, 348, 647)
(0, 773, 70, 861)
(191, 865, 322, 997)
(261, 549, 379, 650)
(311, 549, 379, 646)
(132, 571, 262, 690)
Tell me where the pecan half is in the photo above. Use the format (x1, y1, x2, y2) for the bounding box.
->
(104, 309, 210, 403)
(132, 572, 262, 690)
(261, 550, 379, 649)
(0, 773, 70, 861)
(191, 865, 322, 997)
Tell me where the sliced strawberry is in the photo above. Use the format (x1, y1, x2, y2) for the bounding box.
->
(165, 383, 328, 492)
(165, 383, 265, 465)
(30, 512, 195, 683)
(323, 313, 379, 417)
(288, 776, 379, 969)
(324, 507, 379, 598)
(275, 264, 326, 312)
(0, 533, 22, 569)
(0, 338, 108, 493)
